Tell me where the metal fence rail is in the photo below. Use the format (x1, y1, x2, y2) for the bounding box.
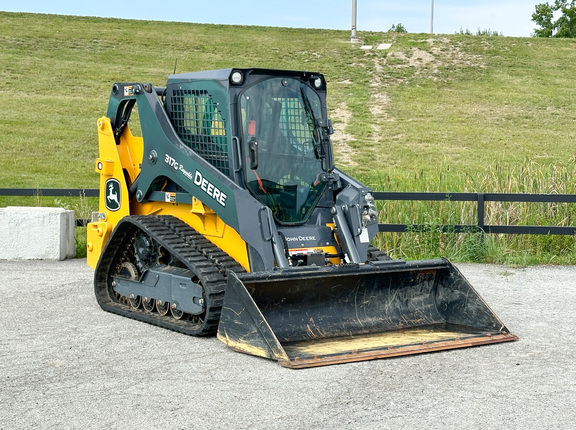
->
(2, 189, 576, 235)
(0, 188, 99, 197)
(374, 192, 576, 236)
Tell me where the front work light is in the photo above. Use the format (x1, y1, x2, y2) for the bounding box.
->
(231, 71, 244, 85)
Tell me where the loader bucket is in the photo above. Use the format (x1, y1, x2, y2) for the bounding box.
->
(217, 258, 517, 368)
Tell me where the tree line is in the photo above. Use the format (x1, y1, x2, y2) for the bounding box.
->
(533, 1, 576, 37)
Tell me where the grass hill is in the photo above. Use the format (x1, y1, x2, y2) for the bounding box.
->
(1, 11, 575, 263)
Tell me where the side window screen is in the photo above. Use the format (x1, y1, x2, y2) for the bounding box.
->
(170, 89, 230, 177)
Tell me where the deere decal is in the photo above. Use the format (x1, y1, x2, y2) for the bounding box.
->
(105, 178, 121, 212)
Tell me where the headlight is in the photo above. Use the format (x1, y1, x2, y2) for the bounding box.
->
(312, 76, 323, 89)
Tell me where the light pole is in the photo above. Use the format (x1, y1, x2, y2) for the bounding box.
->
(430, 0, 435, 34)
(351, 0, 359, 42)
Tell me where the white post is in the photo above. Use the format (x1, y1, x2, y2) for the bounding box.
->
(351, 0, 359, 42)
(430, 0, 435, 34)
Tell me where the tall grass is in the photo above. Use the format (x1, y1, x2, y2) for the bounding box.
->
(361, 159, 576, 264)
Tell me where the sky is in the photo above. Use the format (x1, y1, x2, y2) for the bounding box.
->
(1, 0, 538, 37)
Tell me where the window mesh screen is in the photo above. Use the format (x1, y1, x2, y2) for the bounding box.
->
(277, 98, 316, 153)
(170, 89, 230, 176)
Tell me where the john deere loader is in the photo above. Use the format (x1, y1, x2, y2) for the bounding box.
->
(87, 68, 517, 368)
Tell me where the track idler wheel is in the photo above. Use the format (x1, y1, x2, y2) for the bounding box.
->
(142, 297, 155, 312)
(170, 304, 184, 320)
(156, 300, 170, 316)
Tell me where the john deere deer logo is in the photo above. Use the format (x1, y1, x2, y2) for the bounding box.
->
(105, 179, 121, 211)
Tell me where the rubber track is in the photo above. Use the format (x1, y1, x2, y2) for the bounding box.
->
(94, 215, 244, 336)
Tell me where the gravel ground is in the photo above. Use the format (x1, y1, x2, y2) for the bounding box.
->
(0, 259, 575, 429)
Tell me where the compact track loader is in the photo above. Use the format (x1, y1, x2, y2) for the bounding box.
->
(87, 68, 517, 368)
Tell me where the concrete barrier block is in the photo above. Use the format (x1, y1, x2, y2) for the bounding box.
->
(0, 206, 76, 260)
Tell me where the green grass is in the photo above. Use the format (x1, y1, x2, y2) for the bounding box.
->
(368, 161, 576, 264)
(1, 12, 575, 263)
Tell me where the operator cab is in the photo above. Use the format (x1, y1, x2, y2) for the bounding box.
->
(239, 76, 331, 225)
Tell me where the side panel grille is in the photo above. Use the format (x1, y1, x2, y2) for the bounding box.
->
(170, 89, 230, 177)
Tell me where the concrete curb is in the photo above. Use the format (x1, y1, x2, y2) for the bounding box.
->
(0, 206, 75, 260)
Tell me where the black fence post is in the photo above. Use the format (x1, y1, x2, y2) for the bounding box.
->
(477, 193, 485, 233)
